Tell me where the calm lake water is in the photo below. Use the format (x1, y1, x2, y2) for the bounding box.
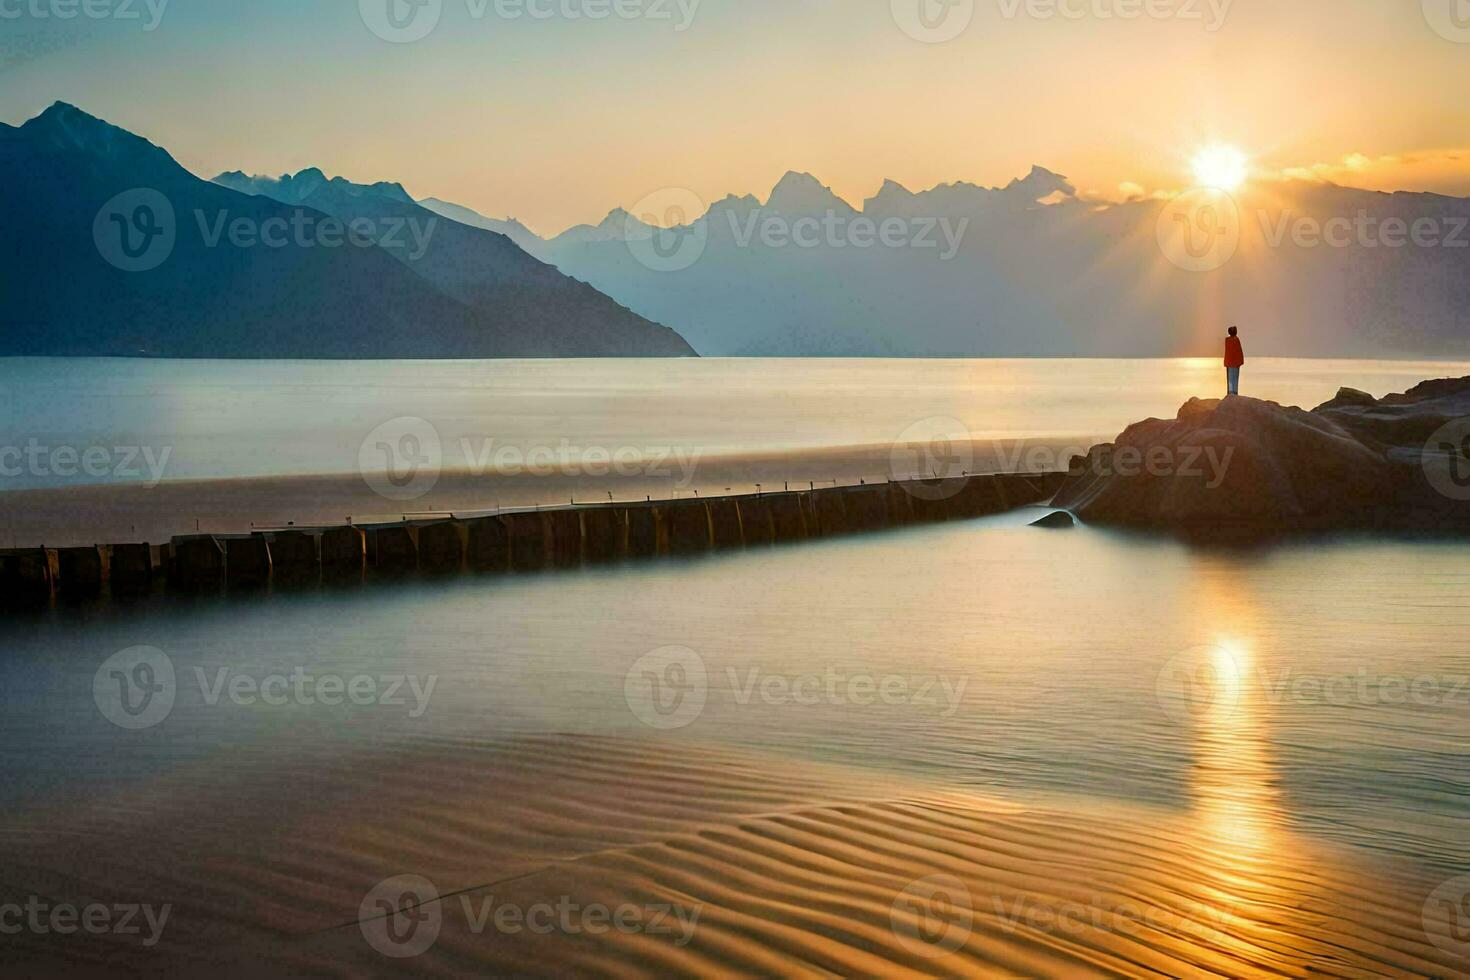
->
(1, 356, 1468, 887)
(2, 356, 1468, 489)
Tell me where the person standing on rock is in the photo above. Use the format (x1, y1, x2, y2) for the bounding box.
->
(1225, 326, 1245, 396)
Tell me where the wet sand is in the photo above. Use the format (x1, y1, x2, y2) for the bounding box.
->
(0, 735, 1458, 977)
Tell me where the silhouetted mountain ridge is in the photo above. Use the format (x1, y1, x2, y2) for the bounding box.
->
(213, 167, 692, 355)
(0, 103, 694, 358)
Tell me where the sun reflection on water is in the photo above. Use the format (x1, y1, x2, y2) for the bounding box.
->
(1186, 567, 1283, 863)
(1190, 638, 1279, 856)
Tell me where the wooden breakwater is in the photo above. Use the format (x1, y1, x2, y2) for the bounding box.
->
(0, 472, 1064, 604)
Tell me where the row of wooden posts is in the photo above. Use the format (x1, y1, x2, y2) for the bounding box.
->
(0, 472, 1064, 604)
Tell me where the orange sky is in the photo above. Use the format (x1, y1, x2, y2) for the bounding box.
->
(2, 0, 1467, 234)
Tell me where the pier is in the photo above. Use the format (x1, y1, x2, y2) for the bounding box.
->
(0, 472, 1064, 603)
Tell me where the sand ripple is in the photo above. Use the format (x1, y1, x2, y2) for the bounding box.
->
(0, 736, 1461, 977)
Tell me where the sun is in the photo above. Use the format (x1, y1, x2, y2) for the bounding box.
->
(1191, 144, 1250, 192)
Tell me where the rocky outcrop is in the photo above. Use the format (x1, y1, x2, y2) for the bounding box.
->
(1314, 376, 1470, 452)
(1052, 377, 1470, 536)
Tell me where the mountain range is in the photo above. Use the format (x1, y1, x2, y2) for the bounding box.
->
(0, 103, 694, 358)
(4, 100, 1467, 360)
(425, 168, 1470, 358)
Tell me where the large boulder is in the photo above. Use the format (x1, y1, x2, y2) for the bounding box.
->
(1053, 378, 1470, 535)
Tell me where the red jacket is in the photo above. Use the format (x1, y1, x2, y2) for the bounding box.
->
(1225, 336, 1245, 368)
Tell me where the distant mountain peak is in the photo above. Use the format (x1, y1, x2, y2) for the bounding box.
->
(35, 100, 92, 125)
(1004, 165, 1076, 202)
(418, 197, 539, 238)
(419, 198, 537, 235)
(708, 192, 761, 213)
(600, 207, 636, 228)
(3, 101, 695, 358)
(767, 171, 855, 215)
(212, 167, 415, 206)
(864, 178, 916, 211)
(550, 207, 644, 244)
(19, 101, 166, 163)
